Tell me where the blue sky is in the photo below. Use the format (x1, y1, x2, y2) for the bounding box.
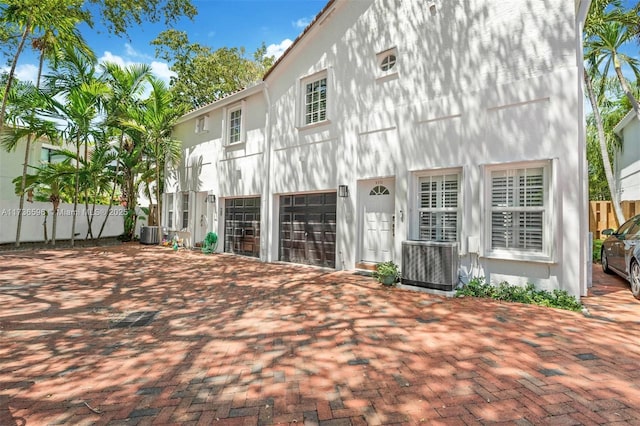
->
(8, 0, 328, 85)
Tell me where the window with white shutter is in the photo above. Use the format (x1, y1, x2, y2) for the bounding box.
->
(486, 161, 552, 259)
(417, 172, 460, 242)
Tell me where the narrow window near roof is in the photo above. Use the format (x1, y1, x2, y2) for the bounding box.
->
(229, 108, 242, 143)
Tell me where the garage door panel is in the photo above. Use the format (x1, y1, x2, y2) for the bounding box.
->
(225, 197, 260, 258)
(279, 192, 337, 267)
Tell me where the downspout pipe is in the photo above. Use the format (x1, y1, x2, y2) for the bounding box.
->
(576, 0, 592, 297)
(262, 82, 273, 262)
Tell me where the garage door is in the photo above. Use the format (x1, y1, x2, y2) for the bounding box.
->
(224, 197, 260, 258)
(279, 192, 336, 267)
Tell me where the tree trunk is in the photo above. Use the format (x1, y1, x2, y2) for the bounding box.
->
(84, 140, 94, 240)
(614, 59, 640, 120)
(585, 71, 626, 225)
(0, 21, 31, 129)
(52, 201, 58, 246)
(97, 132, 124, 238)
(71, 138, 80, 247)
(155, 141, 162, 228)
(14, 133, 33, 247)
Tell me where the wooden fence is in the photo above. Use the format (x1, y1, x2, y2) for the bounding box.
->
(589, 200, 640, 239)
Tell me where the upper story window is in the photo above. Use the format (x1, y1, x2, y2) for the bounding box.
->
(229, 108, 242, 144)
(223, 101, 246, 145)
(195, 115, 209, 133)
(380, 54, 396, 71)
(485, 160, 553, 260)
(305, 77, 327, 125)
(376, 47, 398, 78)
(416, 171, 461, 242)
(40, 147, 65, 164)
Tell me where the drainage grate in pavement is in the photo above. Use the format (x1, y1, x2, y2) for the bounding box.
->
(111, 311, 158, 328)
(575, 353, 599, 361)
(539, 368, 565, 377)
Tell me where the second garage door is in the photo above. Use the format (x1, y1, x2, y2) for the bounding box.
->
(224, 197, 260, 258)
(279, 192, 337, 267)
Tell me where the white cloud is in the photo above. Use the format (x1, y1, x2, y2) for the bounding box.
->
(98, 51, 128, 68)
(150, 61, 177, 84)
(293, 17, 311, 29)
(97, 51, 174, 86)
(207, 31, 216, 38)
(125, 43, 152, 60)
(266, 39, 293, 59)
(1, 64, 39, 85)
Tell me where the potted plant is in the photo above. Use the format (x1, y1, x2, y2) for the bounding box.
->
(373, 261, 400, 286)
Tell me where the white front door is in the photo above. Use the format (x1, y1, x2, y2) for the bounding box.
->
(360, 179, 395, 263)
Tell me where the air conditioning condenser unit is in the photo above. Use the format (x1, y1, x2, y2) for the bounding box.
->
(401, 240, 459, 291)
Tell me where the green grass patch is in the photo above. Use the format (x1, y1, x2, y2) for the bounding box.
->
(456, 278, 583, 312)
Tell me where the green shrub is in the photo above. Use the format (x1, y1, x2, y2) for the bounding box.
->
(593, 239, 603, 263)
(456, 277, 582, 312)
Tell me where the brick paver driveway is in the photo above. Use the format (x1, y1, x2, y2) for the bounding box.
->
(1, 244, 639, 425)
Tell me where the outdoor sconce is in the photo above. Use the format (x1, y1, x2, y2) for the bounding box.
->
(206, 194, 216, 203)
(338, 185, 349, 198)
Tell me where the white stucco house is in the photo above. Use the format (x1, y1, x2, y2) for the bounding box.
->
(166, 0, 592, 298)
(613, 110, 640, 202)
(0, 133, 125, 243)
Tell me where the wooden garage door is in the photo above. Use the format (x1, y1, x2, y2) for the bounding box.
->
(224, 197, 260, 258)
(279, 192, 337, 267)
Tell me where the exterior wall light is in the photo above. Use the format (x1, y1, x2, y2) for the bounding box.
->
(338, 185, 349, 198)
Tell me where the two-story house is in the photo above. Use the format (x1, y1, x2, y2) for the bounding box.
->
(166, 0, 592, 298)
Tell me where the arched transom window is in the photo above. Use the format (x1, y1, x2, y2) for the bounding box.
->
(370, 185, 390, 196)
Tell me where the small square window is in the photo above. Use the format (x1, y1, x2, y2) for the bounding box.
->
(195, 115, 208, 133)
(376, 47, 398, 78)
(380, 54, 396, 71)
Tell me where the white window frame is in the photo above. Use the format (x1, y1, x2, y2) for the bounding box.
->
(483, 160, 555, 262)
(181, 192, 189, 230)
(195, 114, 209, 134)
(298, 70, 331, 128)
(376, 47, 398, 78)
(414, 168, 462, 243)
(40, 145, 65, 164)
(222, 101, 246, 145)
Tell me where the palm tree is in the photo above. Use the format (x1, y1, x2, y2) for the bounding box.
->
(13, 159, 75, 245)
(125, 77, 184, 228)
(583, 0, 638, 224)
(586, 16, 640, 120)
(97, 62, 152, 238)
(0, 81, 59, 246)
(0, 0, 89, 129)
(42, 45, 107, 246)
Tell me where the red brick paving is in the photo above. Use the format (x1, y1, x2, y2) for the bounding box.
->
(0, 244, 639, 425)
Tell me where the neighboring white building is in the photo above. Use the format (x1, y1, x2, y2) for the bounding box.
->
(166, 0, 592, 298)
(613, 110, 640, 202)
(0, 134, 125, 243)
